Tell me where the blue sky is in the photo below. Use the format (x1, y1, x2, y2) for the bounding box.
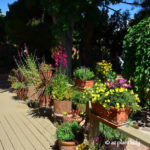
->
(0, 0, 142, 18)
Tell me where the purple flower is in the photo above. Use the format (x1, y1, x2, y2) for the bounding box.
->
(95, 137, 99, 142)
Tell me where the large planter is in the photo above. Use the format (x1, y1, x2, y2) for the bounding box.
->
(54, 100, 72, 115)
(39, 94, 51, 107)
(58, 140, 77, 150)
(91, 103, 131, 124)
(74, 78, 94, 90)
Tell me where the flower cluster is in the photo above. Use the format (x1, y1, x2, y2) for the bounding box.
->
(96, 60, 112, 75)
(75, 140, 104, 150)
(106, 75, 132, 88)
(54, 44, 67, 68)
(85, 79, 141, 111)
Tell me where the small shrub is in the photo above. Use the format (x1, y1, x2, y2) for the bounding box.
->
(73, 67, 95, 80)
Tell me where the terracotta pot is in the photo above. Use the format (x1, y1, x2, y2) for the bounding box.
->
(54, 100, 72, 115)
(58, 140, 77, 150)
(74, 78, 94, 90)
(40, 71, 53, 81)
(91, 103, 131, 124)
(16, 89, 27, 100)
(76, 103, 86, 113)
(39, 94, 51, 107)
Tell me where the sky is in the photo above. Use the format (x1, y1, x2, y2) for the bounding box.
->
(0, 0, 142, 18)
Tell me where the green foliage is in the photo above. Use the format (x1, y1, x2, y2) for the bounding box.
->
(72, 90, 88, 104)
(51, 73, 70, 100)
(123, 17, 150, 106)
(17, 55, 41, 86)
(12, 82, 26, 90)
(73, 67, 95, 80)
(40, 63, 52, 71)
(56, 121, 81, 141)
(43, 84, 52, 95)
(8, 69, 19, 83)
(99, 122, 127, 141)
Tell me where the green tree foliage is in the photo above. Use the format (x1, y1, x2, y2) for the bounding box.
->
(123, 17, 150, 106)
(0, 9, 5, 43)
(5, 0, 53, 61)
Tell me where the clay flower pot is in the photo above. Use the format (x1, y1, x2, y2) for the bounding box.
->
(91, 103, 131, 124)
(54, 100, 72, 115)
(74, 78, 94, 90)
(16, 89, 27, 100)
(40, 70, 53, 82)
(58, 140, 77, 150)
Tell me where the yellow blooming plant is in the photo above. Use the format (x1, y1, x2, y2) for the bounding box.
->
(85, 79, 141, 111)
(96, 60, 116, 81)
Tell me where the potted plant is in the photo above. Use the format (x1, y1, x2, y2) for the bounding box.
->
(73, 67, 95, 90)
(40, 63, 54, 81)
(12, 82, 27, 99)
(36, 67, 54, 108)
(51, 73, 74, 115)
(85, 76, 141, 124)
(14, 50, 42, 100)
(56, 121, 83, 150)
(72, 90, 88, 114)
(99, 122, 128, 149)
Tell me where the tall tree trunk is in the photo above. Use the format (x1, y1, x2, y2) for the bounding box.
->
(62, 27, 73, 77)
(80, 24, 94, 67)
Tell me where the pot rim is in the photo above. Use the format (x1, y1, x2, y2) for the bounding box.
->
(59, 140, 78, 146)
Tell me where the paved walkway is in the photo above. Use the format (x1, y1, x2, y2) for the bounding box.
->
(0, 86, 56, 150)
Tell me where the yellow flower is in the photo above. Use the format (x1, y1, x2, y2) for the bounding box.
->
(130, 90, 134, 94)
(103, 104, 107, 108)
(122, 104, 125, 108)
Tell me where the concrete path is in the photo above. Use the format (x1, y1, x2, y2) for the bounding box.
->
(0, 86, 56, 150)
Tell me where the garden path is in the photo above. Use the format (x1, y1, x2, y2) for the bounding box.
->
(0, 74, 56, 150)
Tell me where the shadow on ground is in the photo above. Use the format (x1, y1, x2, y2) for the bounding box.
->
(26, 105, 55, 123)
(131, 109, 150, 128)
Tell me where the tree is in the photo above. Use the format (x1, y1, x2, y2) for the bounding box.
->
(123, 16, 150, 106)
(5, 0, 53, 62)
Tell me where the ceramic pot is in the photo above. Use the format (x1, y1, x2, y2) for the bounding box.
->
(58, 140, 77, 150)
(54, 100, 72, 115)
(74, 78, 94, 90)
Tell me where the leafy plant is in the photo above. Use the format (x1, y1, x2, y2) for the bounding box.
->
(56, 121, 81, 141)
(72, 90, 88, 105)
(40, 63, 52, 72)
(17, 55, 41, 86)
(123, 16, 150, 106)
(73, 67, 95, 80)
(99, 122, 127, 141)
(12, 82, 26, 90)
(51, 73, 71, 100)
